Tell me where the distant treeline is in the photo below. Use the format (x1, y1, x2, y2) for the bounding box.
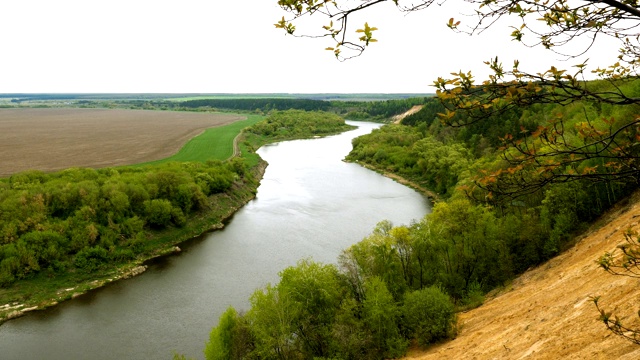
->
(335, 98, 429, 120)
(179, 97, 432, 121)
(3, 94, 434, 121)
(2, 93, 432, 103)
(181, 98, 332, 112)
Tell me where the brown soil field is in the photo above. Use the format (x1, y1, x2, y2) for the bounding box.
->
(0, 108, 245, 177)
(403, 192, 640, 359)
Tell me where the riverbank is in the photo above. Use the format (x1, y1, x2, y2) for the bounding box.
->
(0, 160, 267, 325)
(0, 110, 356, 326)
(350, 161, 440, 202)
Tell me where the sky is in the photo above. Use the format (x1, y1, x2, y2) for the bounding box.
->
(0, 0, 622, 94)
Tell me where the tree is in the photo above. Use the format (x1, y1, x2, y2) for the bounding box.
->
(593, 228, 640, 345)
(276, 259, 345, 358)
(205, 307, 241, 360)
(144, 199, 173, 228)
(402, 286, 456, 346)
(275, 0, 640, 200)
(247, 284, 298, 359)
(247, 259, 346, 359)
(361, 276, 407, 358)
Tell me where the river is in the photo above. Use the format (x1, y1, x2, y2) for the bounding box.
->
(0, 121, 431, 359)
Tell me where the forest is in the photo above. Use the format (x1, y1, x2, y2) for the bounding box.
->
(0, 160, 244, 287)
(202, 78, 640, 359)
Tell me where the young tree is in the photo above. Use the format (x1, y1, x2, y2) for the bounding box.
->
(247, 259, 346, 359)
(593, 228, 640, 345)
(402, 286, 456, 346)
(361, 276, 407, 358)
(205, 307, 239, 360)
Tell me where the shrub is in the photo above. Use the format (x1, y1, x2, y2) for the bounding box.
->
(144, 199, 173, 227)
(74, 246, 109, 272)
(402, 286, 456, 346)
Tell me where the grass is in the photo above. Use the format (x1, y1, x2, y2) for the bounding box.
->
(136, 114, 264, 166)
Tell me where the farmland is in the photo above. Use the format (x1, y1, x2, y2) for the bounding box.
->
(138, 114, 264, 166)
(0, 108, 245, 177)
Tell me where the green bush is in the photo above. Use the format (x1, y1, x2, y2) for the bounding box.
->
(144, 199, 173, 227)
(401, 286, 456, 346)
(205, 307, 238, 360)
(74, 246, 109, 272)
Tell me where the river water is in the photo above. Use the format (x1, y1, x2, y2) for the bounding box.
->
(0, 121, 430, 359)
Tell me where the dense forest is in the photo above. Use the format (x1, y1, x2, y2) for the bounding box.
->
(202, 79, 640, 359)
(243, 109, 355, 140)
(181, 98, 332, 112)
(0, 109, 352, 318)
(179, 97, 429, 121)
(0, 160, 245, 287)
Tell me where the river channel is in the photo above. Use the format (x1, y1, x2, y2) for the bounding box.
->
(0, 121, 431, 359)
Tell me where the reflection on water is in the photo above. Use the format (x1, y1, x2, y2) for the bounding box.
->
(0, 121, 430, 360)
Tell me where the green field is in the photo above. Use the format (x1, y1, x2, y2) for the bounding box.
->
(137, 114, 264, 166)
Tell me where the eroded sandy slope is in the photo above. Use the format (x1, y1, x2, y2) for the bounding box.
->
(405, 192, 640, 360)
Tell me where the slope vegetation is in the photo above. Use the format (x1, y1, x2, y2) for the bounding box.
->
(405, 192, 640, 359)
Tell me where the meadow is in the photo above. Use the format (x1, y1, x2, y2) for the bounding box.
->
(137, 114, 264, 165)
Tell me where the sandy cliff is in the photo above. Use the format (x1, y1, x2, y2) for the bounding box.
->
(405, 192, 640, 359)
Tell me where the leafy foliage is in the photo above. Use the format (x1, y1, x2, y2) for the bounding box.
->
(342, 79, 640, 348)
(593, 229, 640, 345)
(246, 109, 354, 139)
(205, 307, 240, 360)
(402, 286, 456, 346)
(0, 160, 243, 285)
(205, 257, 455, 359)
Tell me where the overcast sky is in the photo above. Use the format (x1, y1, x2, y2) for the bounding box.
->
(1, 0, 621, 94)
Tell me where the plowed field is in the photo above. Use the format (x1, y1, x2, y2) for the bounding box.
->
(0, 108, 244, 176)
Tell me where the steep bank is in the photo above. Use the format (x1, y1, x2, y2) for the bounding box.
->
(392, 105, 424, 124)
(404, 191, 640, 359)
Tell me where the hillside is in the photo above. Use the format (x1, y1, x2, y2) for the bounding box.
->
(404, 192, 640, 359)
(392, 105, 424, 124)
